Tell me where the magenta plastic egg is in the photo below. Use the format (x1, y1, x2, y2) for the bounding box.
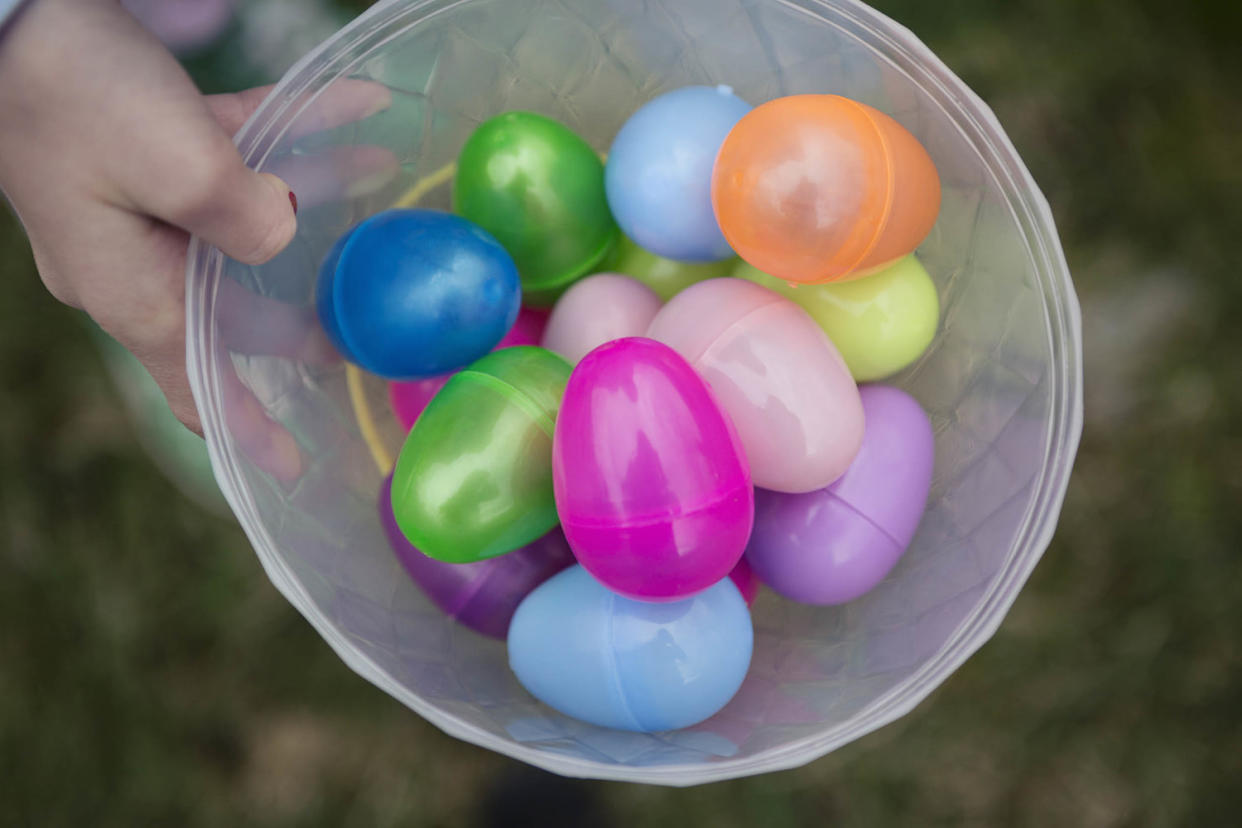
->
(647, 278, 864, 493)
(745, 385, 934, 605)
(552, 337, 753, 601)
(388, 307, 550, 431)
(388, 375, 448, 434)
(729, 557, 760, 607)
(541, 273, 662, 365)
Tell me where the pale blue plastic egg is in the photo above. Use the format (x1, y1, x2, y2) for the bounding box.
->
(605, 85, 751, 262)
(507, 565, 753, 732)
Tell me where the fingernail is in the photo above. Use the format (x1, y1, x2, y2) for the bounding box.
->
(289, 191, 298, 215)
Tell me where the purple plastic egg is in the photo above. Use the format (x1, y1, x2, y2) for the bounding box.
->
(553, 337, 754, 602)
(745, 385, 933, 605)
(378, 475, 574, 637)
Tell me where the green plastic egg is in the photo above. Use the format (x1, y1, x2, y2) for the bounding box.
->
(519, 234, 617, 309)
(604, 233, 737, 302)
(453, 112, 618, 294)
(391, 346, 572, 563)
(733, 255, 940, 381)
(520, 283, 571, 310)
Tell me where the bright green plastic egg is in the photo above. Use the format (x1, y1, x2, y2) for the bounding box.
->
(453, 112, 617, 296)
(733, 255, 940, 381)
(604, 233, 736, 301)
(390, 346, 572, 563)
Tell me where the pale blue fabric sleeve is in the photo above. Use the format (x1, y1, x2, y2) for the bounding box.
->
(0, 0, 29, 32)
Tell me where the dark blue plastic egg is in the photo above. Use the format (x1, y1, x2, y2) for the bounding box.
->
(316, 209, 521, 379)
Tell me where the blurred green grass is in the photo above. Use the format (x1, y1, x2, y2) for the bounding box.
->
(2, 1, 1241, 825)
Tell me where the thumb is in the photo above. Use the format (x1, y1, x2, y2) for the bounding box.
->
(135, 141, 298, 265)
(186, 167, 297, 265)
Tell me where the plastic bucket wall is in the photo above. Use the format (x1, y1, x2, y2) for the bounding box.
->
(185, 0, 1082, 785)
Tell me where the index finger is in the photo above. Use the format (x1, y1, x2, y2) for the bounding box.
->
(207, 78, 393, 140)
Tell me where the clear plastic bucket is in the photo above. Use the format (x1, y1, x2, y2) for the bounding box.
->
(185, 0, 1082, 785)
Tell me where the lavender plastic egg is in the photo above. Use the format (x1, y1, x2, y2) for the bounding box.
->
(745, 385, 934, 605)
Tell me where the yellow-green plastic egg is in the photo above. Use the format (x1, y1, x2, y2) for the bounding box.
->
(733, 255, 939, 381)
(604, 233, 736, 301)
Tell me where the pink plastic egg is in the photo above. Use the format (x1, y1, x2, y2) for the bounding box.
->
(647, 278, 864, 493)
(541, 273, 662, 364)
(388, 307, 549, 431)
(552, 337, 754, 601)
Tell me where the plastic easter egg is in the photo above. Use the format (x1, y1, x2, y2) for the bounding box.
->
(392, 346, 572, 563)
(712, 95, 941, 284)
(387, 375, 448, 434)
(495, 306, 550, 348)
(606, 86, 751, 262)
(728, 557, 760, 607)
(378, 475, 573, 638)
(520, 282, 571, 310)
(454, 112, 618, 294)
(541, 274, 662, 365)
(315, 208, 521, 379)
(315, 230, 352, 356)
(733, 255, 939, 381)
(553, 338, 753, 601)
(647, 278, 864, 493)
(746, 385, 934, 605)
(388, 307, 550, 431)
(508, 566, 753, 732)
(602, 233, 737, 301)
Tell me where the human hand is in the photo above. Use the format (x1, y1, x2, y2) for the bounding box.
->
(1, 0, 398, 483)
(0, 0, 299, 434)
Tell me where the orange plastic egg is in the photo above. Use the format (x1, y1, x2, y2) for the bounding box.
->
(711, 95, 941, 284)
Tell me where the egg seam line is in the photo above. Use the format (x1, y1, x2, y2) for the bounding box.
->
(603, 588, 646, 732)
(682, 289, 788, 367)
(330, 211, 392, 371)
(826, 488, 904, 549)
(539, 225, 621, 293)
(457, 369, 558, 439)
(838, 96, 896, 276)
(560, 486, 751, 528)
(439, 562, 498, 621)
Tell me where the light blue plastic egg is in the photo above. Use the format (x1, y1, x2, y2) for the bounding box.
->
(507, 565, 753, 732)
(605, 85, 751, 262)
